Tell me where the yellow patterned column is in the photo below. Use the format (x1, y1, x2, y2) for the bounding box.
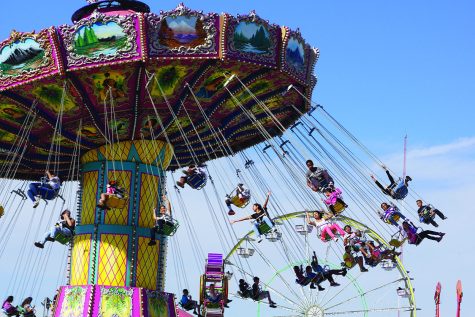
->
(70, 140, 173, 290)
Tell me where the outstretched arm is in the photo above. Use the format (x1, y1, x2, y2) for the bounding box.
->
(263, 191, 271, 209)
(230, 215, 253, 224)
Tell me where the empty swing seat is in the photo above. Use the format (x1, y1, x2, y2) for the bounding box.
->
(381, 259, 396, 271)
(187, 173, 207, 190)
(237, 247, 255, 258)
(295, 225, 313, 235)
(265, 231, 282, 242)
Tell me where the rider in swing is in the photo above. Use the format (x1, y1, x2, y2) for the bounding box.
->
(225, 183, 250, 216)
(371, 165, 411, 200)
(148, 195, 173, 246)
(27, 170, 61, 208)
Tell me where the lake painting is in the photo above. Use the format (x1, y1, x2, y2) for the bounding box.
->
(73, 21, 127, 57)
(286, 37, 305, 72)
(233, 22, 272, 54)
(158, 16, 206, 48)
(0, 38, 45, 76)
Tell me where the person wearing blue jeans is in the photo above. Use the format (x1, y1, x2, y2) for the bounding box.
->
(34, 210, 75, 249)
(27, 171, 61, 208)
(371, 166, 411, 200)
(230, 192, 276, 243)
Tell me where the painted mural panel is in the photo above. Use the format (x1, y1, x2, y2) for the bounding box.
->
(0, 103, 27, 124)
(147, 4, 218, 57)
(98, 287, 133, 317)
(233, 22, 272, 54)
(146, 291, 176, 317)
(0, 38, 45, 76)
(60, 13, 139, 68)
(32, 84, 77, 113)
(286, 36, 305, 73)
(74, 22, 127, 57)
(59, 286, 87, 317)
(92, 71, 127, 101)
(159, 16, 206, 49)
(149, 65, 187, 99)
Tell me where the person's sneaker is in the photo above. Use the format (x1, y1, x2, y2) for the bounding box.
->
(271, 227, 278, 233)
(333, 237, 339, 242)
(176, 181, 184, 188)
(330, 282, 340, 287)
(442, 216, 448, 220)
(148, 240, 157, 246)
(257, 237, 263, 243)
(228, 210, 235, 216)
(46, 236, 55, 242)
(310, 284, 316, 289)
(33, 196, 41, 208)
(361, 268, 368, 272)
(269, 303, 277, 308)
(318, 286, 325, 291)
(226, 299, 232, 304)
(342, 268, 347, 277)
(439, 232, 446, 237)
(34, 242, 44, 249)
(405, 175, 412, 181)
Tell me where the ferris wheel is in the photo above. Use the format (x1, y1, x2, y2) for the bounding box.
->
(224, 212, 417, 317)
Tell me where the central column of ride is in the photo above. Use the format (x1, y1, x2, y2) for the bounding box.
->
(50, 141, 178, 317)
(71, 140, 173, 290)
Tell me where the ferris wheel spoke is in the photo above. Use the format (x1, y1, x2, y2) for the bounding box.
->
(322, 277, 405, 311)
(325, 306, 415, 315)
(318, 271, 365, 308)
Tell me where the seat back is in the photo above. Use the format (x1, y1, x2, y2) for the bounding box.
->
(187, 173, 207, 190)
(106, 195, 128, 209)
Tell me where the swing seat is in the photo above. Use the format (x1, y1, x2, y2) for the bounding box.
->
(295, 225, 313, 235)
(265, 231, 282, 242)
(106, 195, 128, 209)
(331, 200, 346, 214)
(0, 205, 4, 218)
(257, 222, 272, 235)
(381, 259, 396, 271)
(389, 238, 405, 248)
(397, 288, 410, 298)
(237, 247, 255, 258)
(385, 214, 400, 225)
(160, 219, 180, 236)
(55, 232, 73, 245)
(230, 196, 250, 208)
(187, 173, 207, 190)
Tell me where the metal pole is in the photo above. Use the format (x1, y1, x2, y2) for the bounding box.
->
(456, 280, 463, 317)
(434, 282, 441, 317)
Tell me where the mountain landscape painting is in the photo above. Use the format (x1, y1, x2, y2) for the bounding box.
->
(286, 37, 305, 72)
(158, 16, 206, 49)
(73, 21, 127, 57)
(233, 22, 272, 54)
(0, 38, 45, 76)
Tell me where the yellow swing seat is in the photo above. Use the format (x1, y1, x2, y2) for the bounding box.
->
(106, 195, 128, 209)
(230, 196, 250, 208)
(331, 201, 346, 214)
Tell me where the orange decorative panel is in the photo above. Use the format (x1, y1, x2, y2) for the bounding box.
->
(138, 173, 159, 228)
(70, 234, 91, 285)
(98, 234, 128, 286)
(81, 171, 98, 225)
(136, 236, 160, 290)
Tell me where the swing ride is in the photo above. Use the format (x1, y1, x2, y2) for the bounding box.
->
(0, 0, 448, 317)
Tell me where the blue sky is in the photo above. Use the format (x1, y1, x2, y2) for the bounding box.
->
(0, 0, 474, 316)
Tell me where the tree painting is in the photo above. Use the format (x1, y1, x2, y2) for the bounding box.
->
(233, 22, 272, 54)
